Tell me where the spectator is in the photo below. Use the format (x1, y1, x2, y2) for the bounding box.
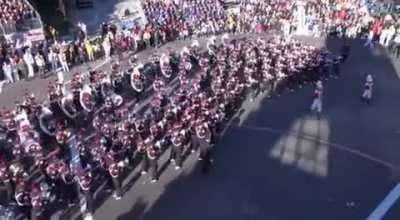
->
(2, 60, 13, 83)
(48, 49, 58, 72)
(23, 49, 35, 78)
(85, 40, 94, 62)
(102, 37, 111, 61)
(364, 30, 375, 49)
(10, 57, 19, 82)
(17, 56, 27, 79)
(58, 50, 69, 73)
(391, 33, 400, 58)
(35, 53, 45, 77)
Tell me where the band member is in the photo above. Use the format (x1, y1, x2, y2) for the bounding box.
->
(80, 84, 95, 113)
(136, 138, 149, 175)
(77, 169, 94, 218)
(170, 127, 187, 170)
(30, 183, 45, 220)
(195, 121, 212, 160)
(311, 80, 323, 119)
(0, 158, 14, 204)
(15, 177, 31, 218)
(76, 132, 91, 169)
(106, 153, 123, 200)
(60, 166, 78, 206)
(104, 96, 115, 114)
(362, 74, 374, 104)
(147, 142, 160, 183)
(130, 62, 145, 95)
(55, 121, 71, 159)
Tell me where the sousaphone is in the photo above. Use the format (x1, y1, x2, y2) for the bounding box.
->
(160, 54, 172, 78)
(38, 106, 56, 136)
(61, 93, 79, 119)
(130, 63, 145, 93)
(79, 85, 95, 112)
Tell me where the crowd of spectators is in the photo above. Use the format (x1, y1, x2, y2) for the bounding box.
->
(0, 0, 399, 88)
(0, 0, 37, 34)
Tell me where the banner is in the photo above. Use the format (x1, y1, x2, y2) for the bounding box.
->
(24, 28, 45, 42)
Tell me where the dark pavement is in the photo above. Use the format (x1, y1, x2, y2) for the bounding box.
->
(2, 35, 400, 220)
(93, 36, 400, 220)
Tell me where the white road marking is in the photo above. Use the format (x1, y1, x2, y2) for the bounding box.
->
(367, 184, 400, 220)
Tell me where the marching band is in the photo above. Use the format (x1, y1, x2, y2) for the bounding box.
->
(0, 35, 346, 219)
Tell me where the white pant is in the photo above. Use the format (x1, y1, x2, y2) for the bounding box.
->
(57, 70, 64, 83)
(3, 70, 13, 83)
(362, 88, 372, 99)
(61, 61, 69, 72)
(311, 98, 322, 113)
(27, 64, 34, 78)
(379, 33, 387, 45)
(364, 38, 374, 49)
(382, 34, 393, 47)
(104, 47, 110, 60)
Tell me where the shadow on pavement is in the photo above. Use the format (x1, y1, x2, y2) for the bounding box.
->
(113, 36, 400, 220)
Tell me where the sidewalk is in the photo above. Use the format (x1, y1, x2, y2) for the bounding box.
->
(69, 0, 147, 36)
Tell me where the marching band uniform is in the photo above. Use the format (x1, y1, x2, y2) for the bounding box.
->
(195, 122, 212, 160)
(30, 183, 44, 220)
(15, 178, 31, 218)
(0, 36, 347, 217)
(55, 125, 71, 161)
(170, 128, 187, 170)
(136, 138, 149, 175)
(311, 81, 323, 119)
(362, 74, 374, 104)
(77, 170, 94, 216)
(60, 167, 78, 206)
(147, 143, 160, 183)
(107, 155, 123, 200)
(0, 159, 14, 204)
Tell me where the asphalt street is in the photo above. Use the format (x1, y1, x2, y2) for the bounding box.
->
(92, 36, 400, 220)
(1, 35, 400, 220)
